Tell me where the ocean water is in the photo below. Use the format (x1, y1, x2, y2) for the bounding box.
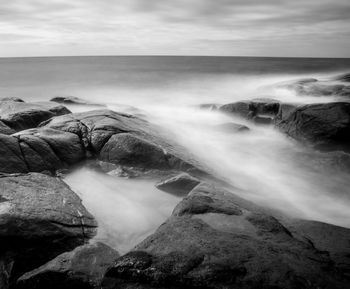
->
(1, 56, 350, 252)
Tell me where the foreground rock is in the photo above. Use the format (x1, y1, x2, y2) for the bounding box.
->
(155, 173, 200, 196)
(220, 98, 280, 124)
(0, 100, 71, 131)
(103, 183, 350, 289)
(276, 102, 350, 152)
(17, 242, 118, 289)
(0, 173, 97, 288)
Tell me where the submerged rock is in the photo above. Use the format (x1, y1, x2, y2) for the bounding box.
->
(0, 173, 97, 288)
(103, 183, 349, 289)
(214, 122, 250, 133)
(199, 103, 218, 110)
(51, 96, 93, 105)
(276, 102, 350, 152)
(0, 100, 71, 131)
(0, 97, 24, 103)
(155, 173, 200, 196)
(17, 242, 119, 289)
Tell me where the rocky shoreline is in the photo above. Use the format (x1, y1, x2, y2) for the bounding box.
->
(0, 73, 350, 289)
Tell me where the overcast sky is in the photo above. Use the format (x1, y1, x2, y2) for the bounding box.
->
(1, 0, 350, 57)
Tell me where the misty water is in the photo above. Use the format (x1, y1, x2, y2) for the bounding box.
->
(1, 56, 350, 253)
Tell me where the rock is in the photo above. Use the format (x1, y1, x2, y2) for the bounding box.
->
(276, 102, 350, 152)
(275, 102, 300, 122)
(0, 101, 71, 131)
(0, 173, 97, 288)
(219, 98, 280, 122)
(214, 122, 250, 133)
(51, 96, 93, 105)
(335, 72, 350, 82)
(0, 109, 206, 175)
(100, 133, 170, 170)
(0, 121, 15, 135)
(17, 242, 119, 289)
(281, 77, 350, 97)
(252, 115, 273, 125)
(103, 183, 350, 289)
(0, 97, 24, 102)
(155, 173, 200, 196)
(199, 103, 218, 110)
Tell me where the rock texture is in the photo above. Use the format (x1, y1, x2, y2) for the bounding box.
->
(214, 122, 250, 133)
(0, 109, 205, 174)
(17, 242, 119, 289)
(276, 102, 350, 152)
(219, 98, 280, 124)
(0, 173, 97, 288)
(0, 100, 71, 131)
(103, 183, 350, 289)
(156, 173, 200, 196)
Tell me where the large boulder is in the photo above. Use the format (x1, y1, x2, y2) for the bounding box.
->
(17, 242, 119, 289)
(0, 100, 71, 131)
(155, 173, 200, 196)
(103, 183, 350, 289)
(0, 173, 97, 288)
(220, 98, 280, 123)
(276, 102, 350, 152)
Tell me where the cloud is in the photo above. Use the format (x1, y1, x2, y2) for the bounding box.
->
(0, 0, 349, 57)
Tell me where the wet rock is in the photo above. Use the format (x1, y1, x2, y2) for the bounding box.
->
(335, 72, 350, 82)
(276, 102, 350, 152)
(17, 242, 118, 289)
(252, 115, 273, 125)
(0, 134, 28, 173)
(275, 102, 300, 122)
(155, 173, 200, 196)
(220, 98, 280, 122)
(0, 101, 71, 131)
(214, 122, 250, 133)
(0, 120, 15, 135)
(0, 173, 97, 288)
(103, 183, 349, 289)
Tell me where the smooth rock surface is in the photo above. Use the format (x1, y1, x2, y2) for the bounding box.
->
(156, 173, 200, 196)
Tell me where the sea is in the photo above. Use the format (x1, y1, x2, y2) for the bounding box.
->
(1, 56, 350, 252)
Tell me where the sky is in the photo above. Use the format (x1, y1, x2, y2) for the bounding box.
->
(0, 0, 350, 57)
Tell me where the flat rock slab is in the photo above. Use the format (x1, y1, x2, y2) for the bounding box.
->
(103, 183, 350, 289)
(17, 242, 119, 289)
(155, 173, 200, 196)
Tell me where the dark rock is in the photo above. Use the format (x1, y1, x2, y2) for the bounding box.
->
(335, 72, 350, 82)
(0, 134, 28, 173)
(0, 173, 97, 288)
(103, 183, 349, 289)
(219, 98, 280, 122)
(276, 102, 350, 152)
(0, 121, 15, 135)
(0, 101, 71, 131)
(214, 122, 250, 133)
(275, 102, 300, 122)
(155, 173, 200, 196)
(100, 133, 170, 169)
(252, 115, 273, 125)
(17, 242, 119, 289)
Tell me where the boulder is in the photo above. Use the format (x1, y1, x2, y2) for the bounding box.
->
(275, 102, 300, 122)
(276, 102, 350, 152)
(155, 173, 200, 196)
(0, 97, 24, 103)
(0, 101, 71, 131)
(0, 173, 97, 288)
(0, 121, 15, 135)
(103, 183, 350, 289)
(17, 242, 119, 289)
(214, 122, 250, 133)
(220, 98, 280, 122)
